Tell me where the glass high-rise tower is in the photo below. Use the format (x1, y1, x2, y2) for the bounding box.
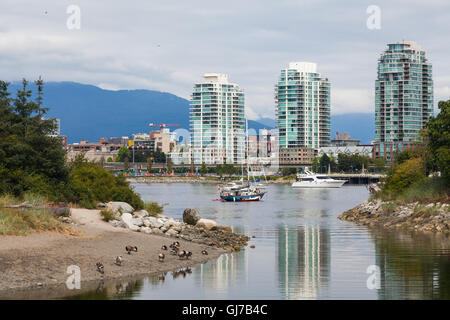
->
(275, 62, 331, 151)
(190, 73, 245, 165)
(375, 41, 433, 145)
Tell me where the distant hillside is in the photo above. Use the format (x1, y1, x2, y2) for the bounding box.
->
(8, 81, 374, 144)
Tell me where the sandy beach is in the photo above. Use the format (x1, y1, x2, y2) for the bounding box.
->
(0, 208, 224, 299)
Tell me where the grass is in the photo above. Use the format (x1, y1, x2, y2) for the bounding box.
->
(144, 201, 164, 217)
(0, 208, 73, 236)
(100, 209, 115, 222)
(382, 202, 398, 214)
(0, 193, 74, 236)
(373, 177, 449, 204)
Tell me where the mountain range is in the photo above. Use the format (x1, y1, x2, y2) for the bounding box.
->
(8, 81, 374, 144)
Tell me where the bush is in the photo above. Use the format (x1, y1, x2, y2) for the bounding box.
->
(383, 158, 425, 198)
(144, 201, 164, 216)
(68, 162, 144, 209)
(100, 209, 115, 222)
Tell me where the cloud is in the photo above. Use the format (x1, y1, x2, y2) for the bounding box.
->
(0, 0, 448, 121)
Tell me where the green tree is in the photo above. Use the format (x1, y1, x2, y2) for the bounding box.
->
(423, 99, 450, 185)
(123, 157, 129, 171)
(200, 162, 207, 176)
(117, 146, 131, 162)
(384, 158, 425, 197)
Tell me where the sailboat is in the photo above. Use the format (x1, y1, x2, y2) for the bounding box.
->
(219, 119, 267, 202)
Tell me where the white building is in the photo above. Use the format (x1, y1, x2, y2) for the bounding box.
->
(190, 73, 245, 164)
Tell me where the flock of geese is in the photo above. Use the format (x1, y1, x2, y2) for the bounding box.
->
(95, 241, 209, 275)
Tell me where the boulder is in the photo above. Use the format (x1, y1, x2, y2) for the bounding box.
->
(216, 225, 233, 233)
(121, 213, 139, 231)
(106, 201, 134, 215)
(166, 228, 178, 237)
(131, 217, 144, 227)
(183, 208, 201, 225)
(134, 210, 149, 218)
(195, 218, 218, 231)
(139, 226, 152, 234)
(143, 216, 163, 228)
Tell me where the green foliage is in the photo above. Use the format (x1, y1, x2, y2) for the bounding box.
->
(0, 79, 68, 197)
(0, 80, 145, 210)
(167, 157, 173, 173)
(200, 162, 207, 176)
(144, 201, 164, 217)
(100, 209, 115, 222)
(383, 158, 425, 198)
(337, 153, 370, 172)
(116, 146, 131, 162)
(423, 99, 450, 185)
(397, 177, 448, 203)
(281, 167, 297, 176)
(68, 161, 144, 209)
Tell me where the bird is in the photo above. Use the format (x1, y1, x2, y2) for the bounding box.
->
(177, 250, 186, 259)
(185, 267, 192, 274)
(158, 253, 165, 262)
(115, 256, 123, 266)
(170, 249, 178, 256)
(174, 241, 180, 247)
(125, 245, 138, 254)
(186, 251, 192, 259)
(161, 245, 168, 250)
(96, 262, 104, 274)
(201, 250, 208, 255)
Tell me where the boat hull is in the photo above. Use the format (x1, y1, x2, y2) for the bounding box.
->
(291, 180, 346, 188)
(220, 193, 265, 202)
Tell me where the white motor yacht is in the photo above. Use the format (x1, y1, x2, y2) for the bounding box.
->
(292, 170, 347, 188)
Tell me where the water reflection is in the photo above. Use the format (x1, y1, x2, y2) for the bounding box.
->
(277, 224, 330, 299)
(372, 230, 450, 300)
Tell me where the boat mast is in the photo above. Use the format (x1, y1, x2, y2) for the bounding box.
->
(246, 117, 250, 185)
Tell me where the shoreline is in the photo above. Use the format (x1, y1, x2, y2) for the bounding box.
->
(339, 199, 450, 234)
(0, 208, 226, 299)
(127, 177, 295, 184)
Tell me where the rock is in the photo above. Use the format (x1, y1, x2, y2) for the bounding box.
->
(48, 206, 70, 217)
(134, 210, 149, 218)
(143, 217, 163, 228)
(120, 213, 139, 231)
(106, 201, 134, 215)
(131, 217, 144, 227)
(140, 226, 152, 234)
(152, 227, 163, 234)
(97, 203, 106, 208)
(250, 245, 255, 249)
(183, 208, 201, 225)
(166, 228, 178, 237)
(216, 225, 232, 233)
(196, 218, 218, 231)
(109, 220, 122, 228)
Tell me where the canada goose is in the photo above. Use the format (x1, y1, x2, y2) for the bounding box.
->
(174, 241, 180, 247)
(186, 251, 192, 259)
(201, 250, 208, 255)
(161, 245, 168, 251)
(96, 262, 104, 274)
(158, 253, 165, 262)
(177, 250, 186, 259)
(170, 248, 178, 255)
(115, 256, 123, 266)
(125, 245, 138, 254)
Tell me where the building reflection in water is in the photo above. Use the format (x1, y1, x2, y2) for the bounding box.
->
(373, 230, 450, 300)
(277, 223, 330, 299)
(194, 224, 250, 292)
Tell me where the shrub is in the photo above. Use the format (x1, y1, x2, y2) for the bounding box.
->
(383, 158, 425, 198)
(144, 201, 164, 216)
(100, 209, 115, 222)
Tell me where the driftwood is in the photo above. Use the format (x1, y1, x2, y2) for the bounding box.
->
(3, 203, 70, 217)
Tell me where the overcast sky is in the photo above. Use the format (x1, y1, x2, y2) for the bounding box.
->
(0, 0, 449, 120)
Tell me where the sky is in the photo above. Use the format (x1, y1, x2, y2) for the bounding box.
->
(0, 0, 449, 120)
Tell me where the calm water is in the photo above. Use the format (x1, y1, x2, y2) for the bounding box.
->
(72, 183, 450, 300)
